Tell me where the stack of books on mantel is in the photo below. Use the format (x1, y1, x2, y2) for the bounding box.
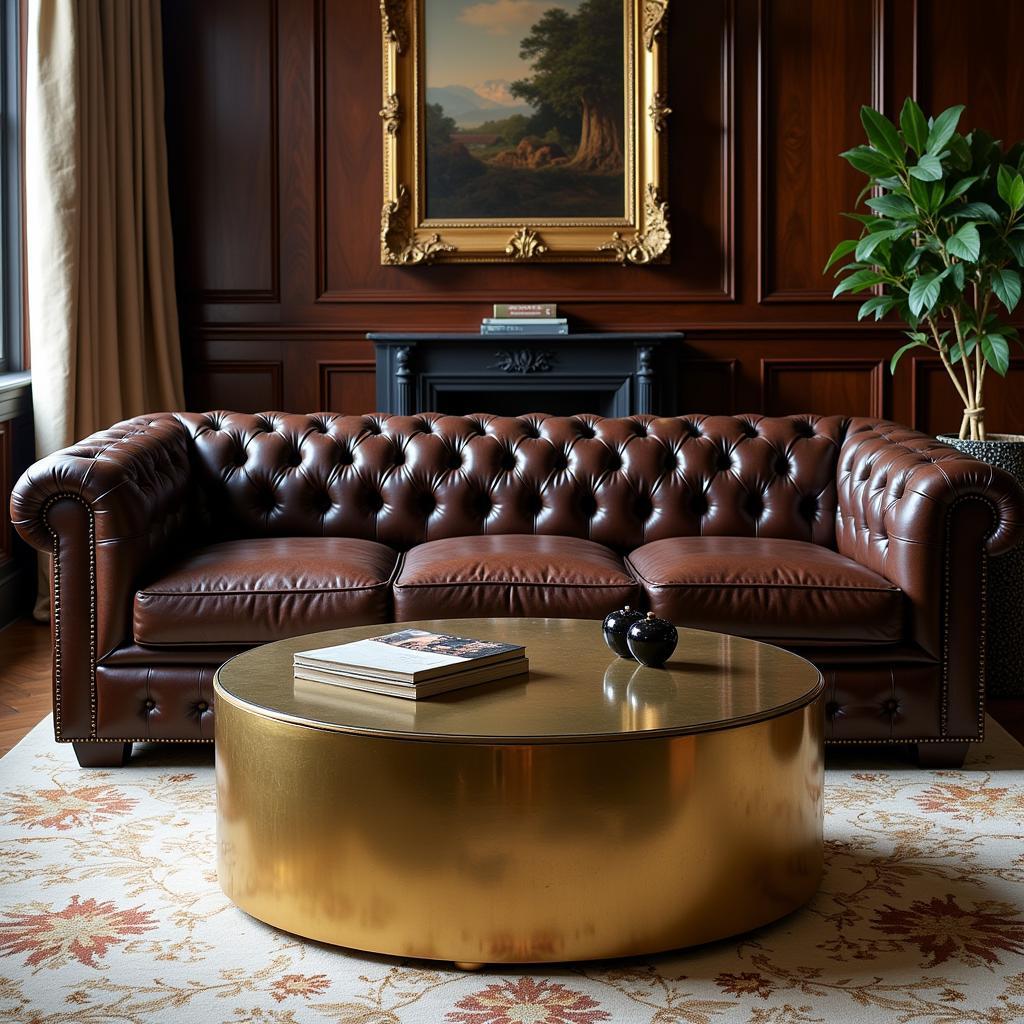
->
(293, 629, 528, 700)
(481, 302, 568, 336)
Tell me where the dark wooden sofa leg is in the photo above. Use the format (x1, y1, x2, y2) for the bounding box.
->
(916, 741, 969, 769)
(73, 742, 133, 768)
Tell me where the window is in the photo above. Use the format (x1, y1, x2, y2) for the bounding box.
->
(0, 0, 22, 374)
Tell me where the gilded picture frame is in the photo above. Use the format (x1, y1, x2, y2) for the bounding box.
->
(379, 0, 670, 265)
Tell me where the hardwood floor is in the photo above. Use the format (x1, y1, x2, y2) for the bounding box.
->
(1, 616, 1023, 757)
(0, 618, 53, 756)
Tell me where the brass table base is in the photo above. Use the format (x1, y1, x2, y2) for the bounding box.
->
(216, 693, 823, 964)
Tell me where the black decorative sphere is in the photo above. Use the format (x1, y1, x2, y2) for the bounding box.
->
(602, 604, 646, 658)
(626, 612, 678, 668)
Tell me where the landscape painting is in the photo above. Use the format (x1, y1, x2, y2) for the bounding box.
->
(422, 0, 626, 220)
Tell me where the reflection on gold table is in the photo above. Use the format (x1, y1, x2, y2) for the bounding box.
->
(214, 617, 824, 964)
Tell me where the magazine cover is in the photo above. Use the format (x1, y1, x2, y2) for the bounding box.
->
(371, 630, 520, 659)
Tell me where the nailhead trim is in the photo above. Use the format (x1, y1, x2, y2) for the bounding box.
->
(56, 736, 984, 747)
(58, 737, 215, 745)
(42, 493, 97, 742)
(940, 494, 996, 743)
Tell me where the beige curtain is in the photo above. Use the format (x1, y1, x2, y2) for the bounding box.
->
(26, 0, 185, 618)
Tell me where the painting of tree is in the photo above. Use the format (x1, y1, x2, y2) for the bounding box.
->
(511, 0, 624, 174)
(423, 0, 626, 220)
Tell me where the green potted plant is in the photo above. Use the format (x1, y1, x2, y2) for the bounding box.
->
(827, 97, 1024, 696)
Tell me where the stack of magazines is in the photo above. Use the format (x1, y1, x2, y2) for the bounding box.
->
(481, 302, 568, 335)
(293, 628, 528, 700)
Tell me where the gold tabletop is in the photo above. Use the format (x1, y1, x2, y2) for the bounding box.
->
(215, 617, 823, 744)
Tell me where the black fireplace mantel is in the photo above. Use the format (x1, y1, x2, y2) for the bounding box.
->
(368, 332, 683, 418)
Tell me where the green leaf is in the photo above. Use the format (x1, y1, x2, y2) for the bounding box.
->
(981, 333, 1011, 375)
(1012, 175, 1024, 212)
(948, 133, 973, 170)
(843, 212, 887, 228)
(855, 229, 899, 262)
(997, 164, 1018, 207)
(926, 104, 965, 155)
(909, 154, 944, 181)
(858, 295, 896, 321)
(890, 338, 927, 374)
(908, 174, 931, 209)
(833, 268, 886, 298)
(900, 97, 929, 154)
(942, 175, 979, 204)
(951, 201, 1001, 224)
(860, 106, 906, 163)
(834, 260, 868, 277)
(840, 146, 897, 178)
(908, 271, 944, 315)
(866, 194, 917, 218)
(946, 222, 981, 261)
(823, 238, 859, 272)
(992, 268, 1022, 312)
(903, 247, 925, 272)
(951, 262, 966, 289)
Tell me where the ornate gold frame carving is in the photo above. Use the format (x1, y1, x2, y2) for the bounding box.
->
(505, 227, 548, 261)
(379, 94, 400, 136)
(380, 0, 669, 265)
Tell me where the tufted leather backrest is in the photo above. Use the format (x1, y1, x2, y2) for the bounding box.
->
(172, 412, 850, 552)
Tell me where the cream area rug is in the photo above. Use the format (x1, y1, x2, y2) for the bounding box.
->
(1, 718, 1023, 1024)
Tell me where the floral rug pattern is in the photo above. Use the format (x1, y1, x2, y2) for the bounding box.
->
(0, 717, 1022, 1023)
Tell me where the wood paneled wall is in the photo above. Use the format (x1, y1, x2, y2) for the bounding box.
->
(162, 0, 1024, 434)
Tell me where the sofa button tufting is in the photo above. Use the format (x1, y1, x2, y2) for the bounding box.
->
(144, 699, 156, 711)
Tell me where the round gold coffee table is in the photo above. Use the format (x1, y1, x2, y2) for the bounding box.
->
(214, 617, 823, 965)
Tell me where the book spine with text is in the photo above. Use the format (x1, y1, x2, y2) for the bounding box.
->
(493, 303, 558, 318)
(481, 323, 569, 335)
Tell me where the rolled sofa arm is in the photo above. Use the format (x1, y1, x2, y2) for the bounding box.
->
(836, 418, 1024, 738)
(9, 415, 194, 740)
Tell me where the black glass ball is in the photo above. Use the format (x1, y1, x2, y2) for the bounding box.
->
(602, 604, 646, 658)
(626, 612, 678, 668)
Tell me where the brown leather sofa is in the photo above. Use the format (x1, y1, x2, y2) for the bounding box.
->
(11, 411, 1024, 768)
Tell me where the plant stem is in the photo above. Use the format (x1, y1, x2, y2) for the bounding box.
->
(949, 307, 979, 438)
(928, 317, 974, 438)
(974, 286, 993, 440)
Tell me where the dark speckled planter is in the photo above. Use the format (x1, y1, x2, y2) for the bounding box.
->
(938, 433, 1024, 698)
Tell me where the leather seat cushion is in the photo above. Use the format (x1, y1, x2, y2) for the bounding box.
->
(393, 534, 639, 620)
(134, 537, 397, 645)
(628, 536, 903, 645)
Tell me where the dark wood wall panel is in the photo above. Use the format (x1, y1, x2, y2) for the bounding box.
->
(916, 1, 1024, 139)
(0, 420, 10, 564)
(761, 358, 885, 417)
(759, 0, 881, 301)
(318, 360, 376, 414)
(164, 0, 279, 302)
(163, 0, 1024, 437)
(186, 361, 283, 413)
(0, 405, 35, 626)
